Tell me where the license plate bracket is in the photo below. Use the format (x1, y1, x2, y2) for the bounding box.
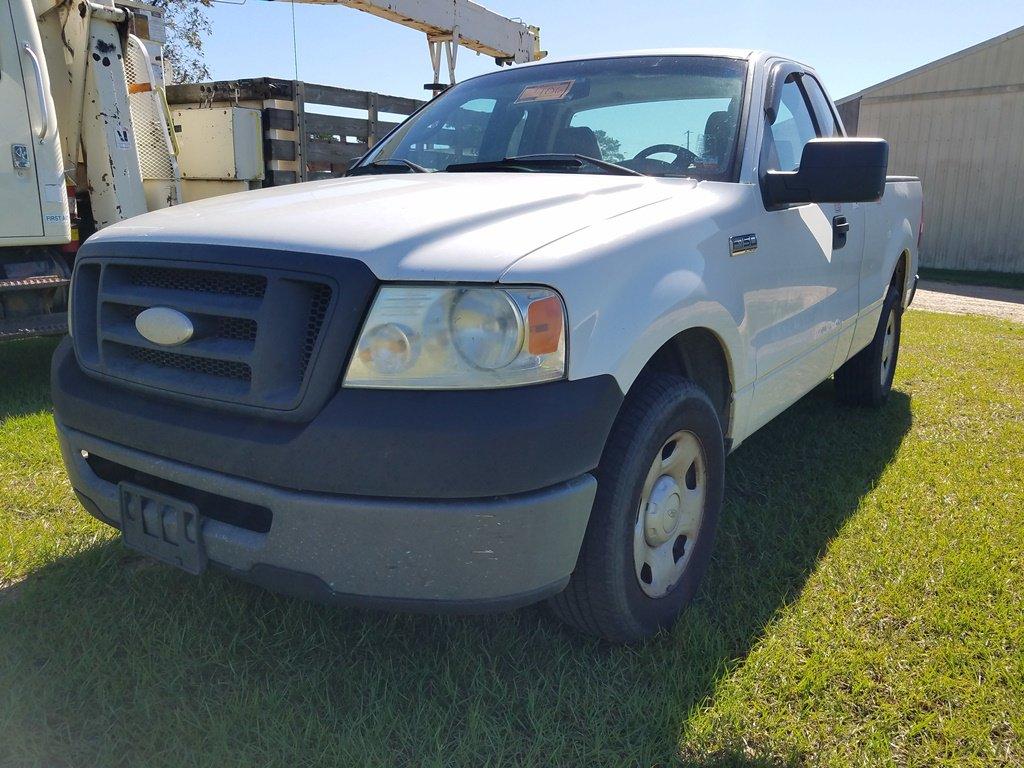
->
(119, 482, 207, 575)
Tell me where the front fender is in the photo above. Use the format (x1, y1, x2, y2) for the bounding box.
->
(574, 278, 745, 396)
(500, 191, 750, 396)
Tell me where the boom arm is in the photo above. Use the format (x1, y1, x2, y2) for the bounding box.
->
(263, 0, 544, 89)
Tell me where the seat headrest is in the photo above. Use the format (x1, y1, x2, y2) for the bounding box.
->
(554, 126, 602, 159)
(703, 110, 736, 163)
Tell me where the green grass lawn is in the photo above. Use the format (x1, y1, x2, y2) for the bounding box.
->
(1, 311, 1022, 768)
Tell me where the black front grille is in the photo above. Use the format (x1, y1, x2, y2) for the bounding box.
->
(73, 258, 337, 412)
(123, 344, 252, 382)
(300, 284, 333, 375)
(123, 265, 267, 298)
(118, 304, 259, 345)
(217, 316, 258, 342)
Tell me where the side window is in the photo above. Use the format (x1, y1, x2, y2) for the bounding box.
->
(764, 78, 817, 172)
(802, 77, 840, 137)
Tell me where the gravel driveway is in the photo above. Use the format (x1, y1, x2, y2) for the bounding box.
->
(910, 280, 1024, 323)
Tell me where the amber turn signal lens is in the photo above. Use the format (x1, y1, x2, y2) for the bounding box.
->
(527, 296, 563, 355)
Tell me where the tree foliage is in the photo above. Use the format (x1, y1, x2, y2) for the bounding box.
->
(593, 130, 625, 163)
(152, 0, 213, 83)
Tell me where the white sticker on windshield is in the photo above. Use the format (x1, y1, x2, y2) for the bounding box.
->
(515, 80, 575, 104)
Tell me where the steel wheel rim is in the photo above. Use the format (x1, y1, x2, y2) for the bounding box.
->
(633, 430, 707, 598)
(880, 308, 897, 385)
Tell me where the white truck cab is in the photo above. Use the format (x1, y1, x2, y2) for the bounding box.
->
(0, 0, 72, 340)
(1, 0, 67, 246)
(53, 49, 922, 642)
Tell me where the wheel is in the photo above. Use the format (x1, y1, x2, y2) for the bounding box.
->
(548, 374, 725, 643)
(835, 283, 903, 406)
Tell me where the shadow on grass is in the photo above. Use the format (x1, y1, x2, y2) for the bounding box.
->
(0, 336, 62, 421)
(0, 382, 911, 766)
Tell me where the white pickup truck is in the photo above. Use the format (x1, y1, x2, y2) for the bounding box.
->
(52, 49, 922, 642)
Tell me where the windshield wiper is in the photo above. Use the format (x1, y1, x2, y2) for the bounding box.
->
(347, 159, 430, 176)
(446, 154, 643, 177)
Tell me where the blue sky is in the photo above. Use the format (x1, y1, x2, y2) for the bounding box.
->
(201, 1, 1022, 101)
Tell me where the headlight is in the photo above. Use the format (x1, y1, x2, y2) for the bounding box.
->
(344, 285, 566, 389)
(450, 289, 524, 369)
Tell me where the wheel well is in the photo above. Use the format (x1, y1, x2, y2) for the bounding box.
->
(891, 250, 910, 297)
(639, 328, 733, 438)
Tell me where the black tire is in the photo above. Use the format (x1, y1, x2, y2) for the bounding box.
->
(835, 283, 903, 407)
(548, 374, 725, 643)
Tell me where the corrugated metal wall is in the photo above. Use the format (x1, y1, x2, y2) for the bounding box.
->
(840, 29, 1024, 273)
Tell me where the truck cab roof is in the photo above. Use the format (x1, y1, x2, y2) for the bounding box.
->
(517, 48, 810, 70)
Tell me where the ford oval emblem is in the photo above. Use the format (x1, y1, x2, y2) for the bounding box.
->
(135, 307, 194, 346)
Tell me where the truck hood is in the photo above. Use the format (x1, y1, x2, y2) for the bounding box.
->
(91, 173, 685, 281)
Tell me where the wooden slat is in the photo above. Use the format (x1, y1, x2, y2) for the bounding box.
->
(305, 113, 367, 140)
(169, 79, 423, 116)
(166, 78, 294, 105)
(302, 82, 423, 115)
(306, 140, 367, 164)
(305, 113, 400, 141)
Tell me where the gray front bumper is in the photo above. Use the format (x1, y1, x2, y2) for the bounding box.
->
(57, 422, 596, 611)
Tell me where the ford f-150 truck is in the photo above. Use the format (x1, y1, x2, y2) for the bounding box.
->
(52, 49, 923, 642)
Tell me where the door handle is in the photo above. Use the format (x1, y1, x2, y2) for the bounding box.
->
(22, 42, 51, 141)
(832, 215, 850, 250)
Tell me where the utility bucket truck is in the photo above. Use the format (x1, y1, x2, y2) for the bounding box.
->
(1, 0, 173, 341)
(0, 0, 543, 341)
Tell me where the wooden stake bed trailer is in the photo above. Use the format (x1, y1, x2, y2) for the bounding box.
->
(165, 79, 425, 187)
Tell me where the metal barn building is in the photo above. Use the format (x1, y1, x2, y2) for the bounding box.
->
(837, 25, 1024, 274)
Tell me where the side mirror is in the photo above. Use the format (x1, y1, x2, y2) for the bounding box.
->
(764, 138, 889, 207)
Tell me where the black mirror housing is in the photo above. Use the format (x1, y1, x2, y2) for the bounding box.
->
(764, 138, 889, 207)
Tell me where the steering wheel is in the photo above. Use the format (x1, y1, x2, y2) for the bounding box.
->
(631, 144, 699, 170)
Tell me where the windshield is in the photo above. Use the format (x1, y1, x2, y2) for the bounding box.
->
(360, 56, 748, 180)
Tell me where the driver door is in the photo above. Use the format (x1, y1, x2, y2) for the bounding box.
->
(745, 70, 862, 432)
